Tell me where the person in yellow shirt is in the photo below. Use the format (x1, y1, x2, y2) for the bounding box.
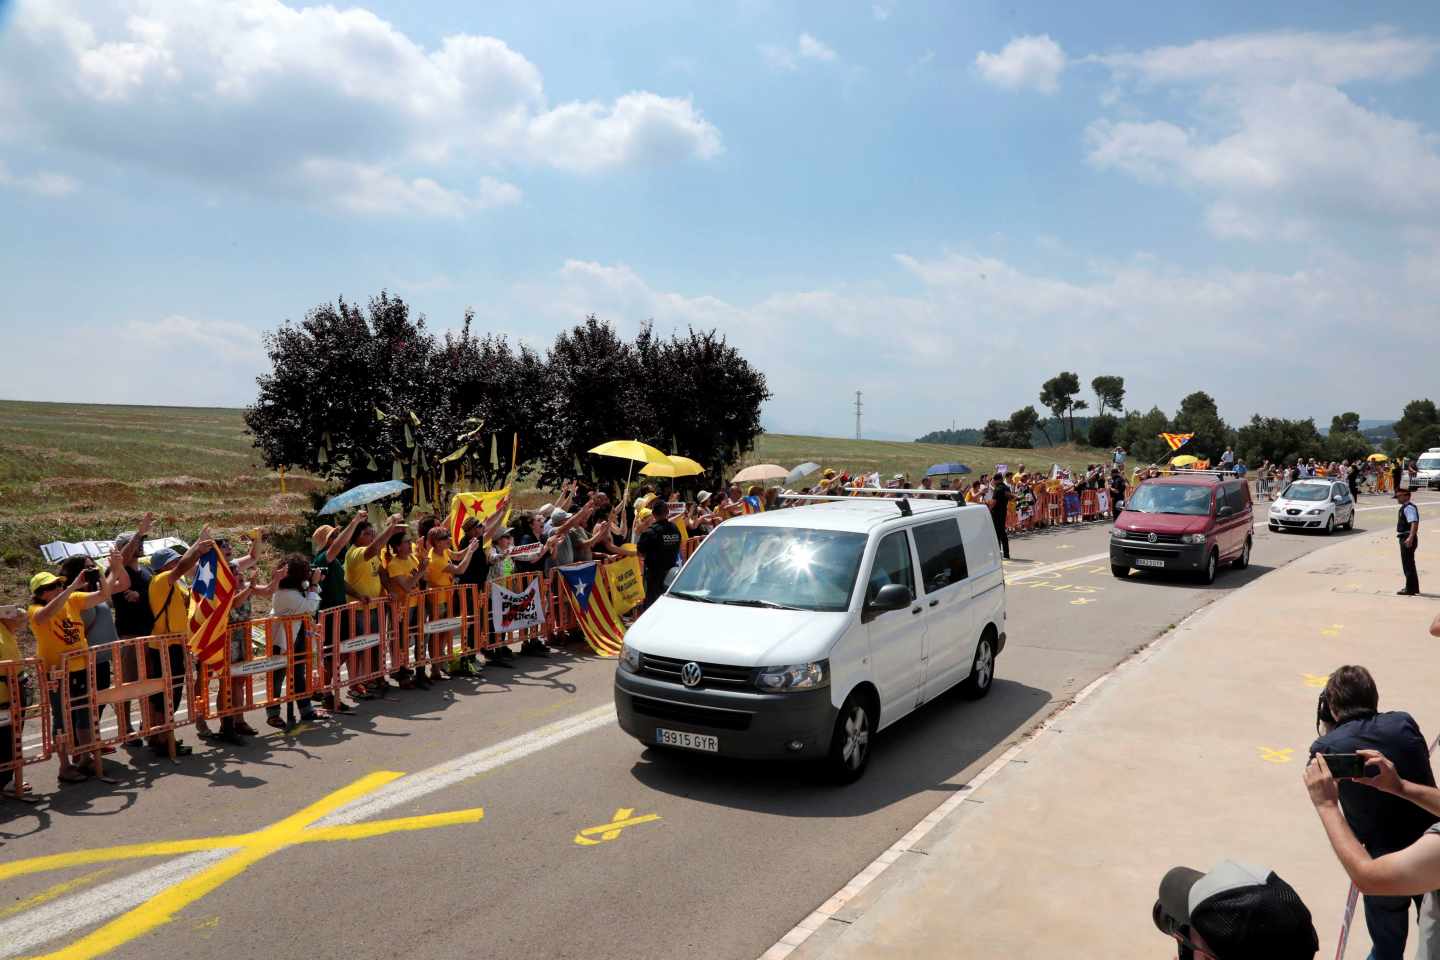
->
(1, 603, 31, 797)
(28, 553, 122, 783)
(144, 531, 214, 758)
(381, 532, 430, 687)
(419, 525, 481, 675)
(343, 515, 405, 699)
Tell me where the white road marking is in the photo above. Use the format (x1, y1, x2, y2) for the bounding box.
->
(0, 703, 618, 958)
(1005, 553, 1109, 583)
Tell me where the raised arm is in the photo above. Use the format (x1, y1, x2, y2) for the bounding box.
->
(364, 515, 405, 560)
(448, 540, 479, 577)
(1307, 754, 1440, 895)
(174, 527, 215, 579)
(120, 511, 157, 565)
(326, 512, 365, 563)
(104, 549, 131, 594)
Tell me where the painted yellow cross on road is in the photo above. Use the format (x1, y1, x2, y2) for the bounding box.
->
(1302, 673, 1329, 688)
(1258, 747, 1295, 764)
(2, 772, 484, 960)
(574, 807, 661, 846)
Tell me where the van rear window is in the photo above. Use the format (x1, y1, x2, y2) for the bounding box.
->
(912, 520, 969, 593)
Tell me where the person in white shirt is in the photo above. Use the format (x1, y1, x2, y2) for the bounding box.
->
(267, 555, 322, 726)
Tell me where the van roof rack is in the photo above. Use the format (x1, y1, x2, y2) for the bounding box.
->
(779, 488, 965, 516)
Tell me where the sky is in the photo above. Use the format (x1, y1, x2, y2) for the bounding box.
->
(2, 0, 1439, 440)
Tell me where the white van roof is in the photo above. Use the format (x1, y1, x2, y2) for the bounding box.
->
(719, 498, 984, 535)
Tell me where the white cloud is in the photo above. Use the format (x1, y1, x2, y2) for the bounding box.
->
(975, 35, 1066, 93)
(527, 245, 1440, 436)
(1094, 27, 1438, 87)
(0, 0, 721, 217)
(760, 33, 839, 72)
(872, 3, 894, 22)
(798, 33, 838, 63)
(1085, 28, 1440, 239)
(127, 314, 265, 364)
(0, 160, 80, 197)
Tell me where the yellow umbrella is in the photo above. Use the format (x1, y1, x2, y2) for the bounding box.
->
(588, 439, 674, 497)
(1367, 453, 1389, 462)
(1170, 454, 1200, 467)
(641, 455, 704, 478)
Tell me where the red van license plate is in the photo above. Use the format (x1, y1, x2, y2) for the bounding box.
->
(1136, 558, 1166, 568)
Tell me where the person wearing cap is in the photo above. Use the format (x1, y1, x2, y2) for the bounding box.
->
(310, 511, 366, 715)
(1396, 487, 1420, 596)
(110, 511, 158, 736)
(380, 529, 432, 688)
(28, 551, 126, 783)
(1154, 860, 1318, 958)
(456, 500, 511, 670)
(145, 529, 216, 758)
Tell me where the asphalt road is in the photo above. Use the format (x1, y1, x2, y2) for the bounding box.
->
(4, 492, 1436, 960)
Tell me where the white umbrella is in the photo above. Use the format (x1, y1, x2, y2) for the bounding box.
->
(786, 461, 821, 486)
(733, 463, 789, 484)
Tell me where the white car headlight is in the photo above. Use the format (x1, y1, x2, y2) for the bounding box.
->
(619, 642, 641, 673)
(757, 660, 829, 692)
(1306, 508, 1323, 515)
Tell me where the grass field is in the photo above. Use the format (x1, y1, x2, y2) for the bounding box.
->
(0, 400, 1107, 649)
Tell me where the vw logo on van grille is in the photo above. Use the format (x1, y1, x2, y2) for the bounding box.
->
(681, 662, 703, 687)
(1147, 532, 1158, 543)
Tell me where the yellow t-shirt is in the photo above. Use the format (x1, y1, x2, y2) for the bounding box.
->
(29, 593, 93, 672)
(0, 621, 20, 707)
(345, 545, 383, 600)
(385, 553, 421, 611)
(424, 551, 455, 589)
(149, 569, 191, 636)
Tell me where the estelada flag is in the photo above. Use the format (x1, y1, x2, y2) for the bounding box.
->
(448, 487, 511, 544)
(741, 495, 763, 514)
(1159, 432, 1195, 451)
(557, 561, 626, 657)
(188, 548, 236, 666)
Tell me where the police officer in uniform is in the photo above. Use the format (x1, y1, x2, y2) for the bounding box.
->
(636, 504, 683, 610)
(1397, 488, 1420, 596)
(987, 472, 1012, 561)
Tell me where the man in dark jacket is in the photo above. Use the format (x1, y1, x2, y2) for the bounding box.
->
(1310, 665, 1436, 959)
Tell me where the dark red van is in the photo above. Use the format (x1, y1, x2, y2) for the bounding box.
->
(1109, 474, 1253, 584)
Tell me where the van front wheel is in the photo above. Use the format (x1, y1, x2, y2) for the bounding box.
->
(826, 694, 874, 784)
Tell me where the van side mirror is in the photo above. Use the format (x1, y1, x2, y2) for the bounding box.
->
(1217, 504, 1233, 517)
(867, 583, 912, 615)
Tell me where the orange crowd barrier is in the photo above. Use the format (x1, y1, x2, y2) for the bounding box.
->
(200, 615, 323, 722)
(319, 598, 391, 694)
(417, 584, 479, 665)
(1, 657, 48, 798)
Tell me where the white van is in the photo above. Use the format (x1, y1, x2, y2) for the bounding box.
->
(1418, 448, 1440, 491)
(614, 497, 1007, 783)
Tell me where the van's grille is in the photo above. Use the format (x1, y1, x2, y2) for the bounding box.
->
(1122, 531, 1183, 544)
(638, 654, 754, 688)
(630, 695, 752, 731)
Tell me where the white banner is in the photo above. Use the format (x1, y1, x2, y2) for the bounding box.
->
(490, 578, 546, 635)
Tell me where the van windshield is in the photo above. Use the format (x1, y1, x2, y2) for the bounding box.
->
(1418, 457, 1440, 471)
(668, 525, 866, 613)
(1125, 483, 1213, 516)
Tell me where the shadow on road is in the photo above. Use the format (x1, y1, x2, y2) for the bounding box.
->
(626, 676, 1052, 818)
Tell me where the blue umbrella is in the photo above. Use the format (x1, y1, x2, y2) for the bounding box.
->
(318, 480, 411, 515)
(926, 462, 972, 477)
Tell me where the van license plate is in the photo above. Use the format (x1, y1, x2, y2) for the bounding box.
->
(656, 729, 718, 752)
(1136, 558, 1166, 568)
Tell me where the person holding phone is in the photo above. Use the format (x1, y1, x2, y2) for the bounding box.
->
(1309, 665, 1436, 959)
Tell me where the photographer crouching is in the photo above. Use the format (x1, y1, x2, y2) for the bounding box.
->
(1153, 860, 1318, 958)
(1310, 665, 1437, 958)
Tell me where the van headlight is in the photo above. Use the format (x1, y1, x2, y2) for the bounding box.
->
(1179, 533, 1207, 544)
(619, 642, 641, 673)
(1109, 527, 1127, 539)
(757, 660, 829, 692)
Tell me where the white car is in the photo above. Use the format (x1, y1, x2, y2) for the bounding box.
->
(1417, 448, 1440, 490)
(614, 497, 1006, 783)
(1268, 479, 1355, 534)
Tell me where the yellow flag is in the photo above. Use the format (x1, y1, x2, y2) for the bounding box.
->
(447, 487, 512, 544)
(605, 556, 646, 614)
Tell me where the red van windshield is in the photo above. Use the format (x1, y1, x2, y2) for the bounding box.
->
(1125, 483, 1212, 516)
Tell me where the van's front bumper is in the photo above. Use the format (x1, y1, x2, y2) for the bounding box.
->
(614, 669, 837, 759)
(1109, 540, 1208, 571)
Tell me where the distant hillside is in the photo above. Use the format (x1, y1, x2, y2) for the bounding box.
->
(917, 415, 1104, 448)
